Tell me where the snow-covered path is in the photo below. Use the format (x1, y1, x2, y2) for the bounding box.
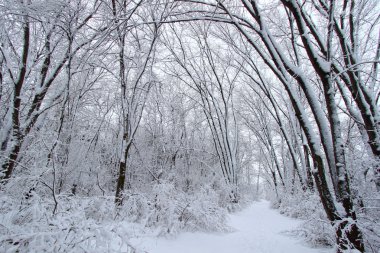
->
(132, 200, 333, 253)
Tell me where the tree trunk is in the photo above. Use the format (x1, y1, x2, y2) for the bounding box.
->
(115, 132, 129, 206)
(336, 220, 365, 253)
(0, 13, 29, 182)
(304, 144, 314, 191)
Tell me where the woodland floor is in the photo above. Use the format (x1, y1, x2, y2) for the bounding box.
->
(130, 200, 334, 253)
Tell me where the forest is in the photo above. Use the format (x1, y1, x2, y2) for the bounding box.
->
(0, 0, 379, 252)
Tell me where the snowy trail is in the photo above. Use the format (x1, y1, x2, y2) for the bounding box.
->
(132, 200, 333, 253)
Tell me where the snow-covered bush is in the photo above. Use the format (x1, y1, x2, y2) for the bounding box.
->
(144, 182, 229, 236)
(359, 193, 380, 252)
(122, 192, 150, 223)
(144, 182, 179, 234)
(0, 163, 249, 252)
(275, 191, 335, 247)
(269, 178, 380, 250)
(0, 194, 139, 253)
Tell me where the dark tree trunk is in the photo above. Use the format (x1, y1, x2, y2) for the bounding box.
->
(304, 144, 314, 191)
(115, 132, 129, 206)
(0, 14, 29, 182)
(115, 160, 127, 206)
(336, 220, 365, 253)
(1, 142, 21, 181)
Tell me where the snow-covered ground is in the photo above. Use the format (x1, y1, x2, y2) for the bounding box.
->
(131, 200, 333, 253)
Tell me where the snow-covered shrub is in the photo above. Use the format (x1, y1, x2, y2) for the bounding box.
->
(299, 216, 335, 247)
(359, 193, 380, 252)
(273, 187, 380, 250)
(83, 197, 115, 221)
(182, 190, 228, 232)
(0, 194, 140, 253)
(275, 191, 335, 247)
(144, 182, 178, 233)
(0, 171, 249, 252)
(122, 192, 150, 222)
(143, 181, 229, 236)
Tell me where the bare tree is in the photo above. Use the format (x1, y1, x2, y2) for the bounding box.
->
(108, 0, 173, 206)
(163, 22, 242, 202)
(0, 0, 104, 182)
(170, 0, 380, 251)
